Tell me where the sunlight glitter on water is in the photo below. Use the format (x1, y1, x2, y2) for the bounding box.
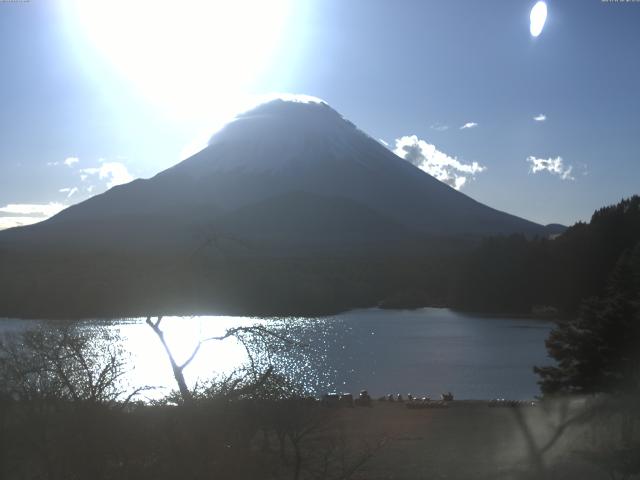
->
(105, 315, 335, 400)
(0, 309, 553, 400)
(111, 316, 254, 398)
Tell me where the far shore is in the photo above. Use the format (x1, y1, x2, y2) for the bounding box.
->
(0, 304, 562, 322)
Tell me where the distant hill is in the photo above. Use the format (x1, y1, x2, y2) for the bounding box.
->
(0, 98, 562, 318)
(451, 196, 640, 315)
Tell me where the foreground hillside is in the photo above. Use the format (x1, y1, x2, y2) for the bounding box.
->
(0, 395, 632, 480)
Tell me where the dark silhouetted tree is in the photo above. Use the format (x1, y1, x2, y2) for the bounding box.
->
(535, 242, 640, 394)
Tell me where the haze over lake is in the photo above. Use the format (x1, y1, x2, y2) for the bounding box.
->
(0, 308, 552, 400)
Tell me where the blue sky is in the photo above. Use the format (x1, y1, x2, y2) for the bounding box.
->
(1, 0, 639, 228)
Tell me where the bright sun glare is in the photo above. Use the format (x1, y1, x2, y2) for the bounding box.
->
(63, 0, 291, 122)
(530, 1, 548, 38)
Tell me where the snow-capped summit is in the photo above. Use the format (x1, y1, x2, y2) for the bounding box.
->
(177, 98, 370, 175)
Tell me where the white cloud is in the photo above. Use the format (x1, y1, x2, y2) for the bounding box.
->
(378, 138, 389, 147)
(47, 156, 80, 167)
(526, 156, 574, 180)
(0, 203, 66, 230)
(533, 114, 546, 122)
(59, 187, 79, 198)
(0, 217, 45, 230)
(394, 135, 486, 190)
(460, 122, 478, 130)
(430, 123, 449, 132)
(81, 162, 135, 188)
(0, 203, 65, 216)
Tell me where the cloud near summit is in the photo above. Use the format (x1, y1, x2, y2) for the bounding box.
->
(80, 162, 135, 189)
(393, 135, 486, 190)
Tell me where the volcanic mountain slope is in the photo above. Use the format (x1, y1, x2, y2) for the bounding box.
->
(1, 98, 554, 255)
(0, 98, 563, 317)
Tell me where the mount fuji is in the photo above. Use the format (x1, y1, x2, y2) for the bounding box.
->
(0, 97, 561, 317)
(1, 98, 554, 250)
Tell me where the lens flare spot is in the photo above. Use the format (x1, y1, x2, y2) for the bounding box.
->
(530, 1, 548, 38)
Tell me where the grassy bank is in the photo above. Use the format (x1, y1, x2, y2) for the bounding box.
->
(0, 395, 637, 479)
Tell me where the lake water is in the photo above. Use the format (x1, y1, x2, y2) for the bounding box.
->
(0, 308, 554, 400)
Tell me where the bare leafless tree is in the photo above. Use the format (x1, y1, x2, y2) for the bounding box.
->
(145, 315, 305, 404)
(0, 325, 149, 406)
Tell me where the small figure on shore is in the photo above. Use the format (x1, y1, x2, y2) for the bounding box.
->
(322, 392, 340, 407)
(489, 398, 537, 408)
(355, 389, 372, 407)
(339, 393, 354, 407)
(441, 392, 454, 402)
